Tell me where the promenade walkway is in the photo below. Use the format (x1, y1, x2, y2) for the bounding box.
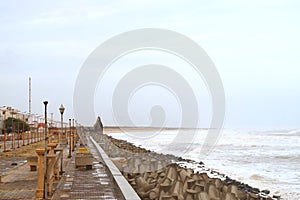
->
(51, 136, 124, 200)
(0, 131, 126, 200)
(0, 149, 70, 200)
(0, 159, 36, 200)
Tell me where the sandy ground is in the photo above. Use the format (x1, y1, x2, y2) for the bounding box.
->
(0, 141, 44, 158)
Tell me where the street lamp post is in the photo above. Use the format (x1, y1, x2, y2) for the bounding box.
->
(11, 116, 14, 150)
(59, 104, 65, 175)
(72, 119, 75, 151)
(11, 112, 18, 165)
(68, 119, 71, 158)
(26, 114, 30, 145)
(17, 113, 20, 148)
(43, 101, 48, 199)
(22, 113, 25, 146)
(37, 115, 42, 142)
(29, 115, 32, 144)
(59, 105, 65, 145)
(2, 111, 7, 152)
(29, 114, 34, 145)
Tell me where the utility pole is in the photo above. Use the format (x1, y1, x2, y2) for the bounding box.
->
(29, 77, 31, 115)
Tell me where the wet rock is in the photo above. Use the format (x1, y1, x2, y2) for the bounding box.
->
(249, 192, 259, 199)
(262, 189, 270, 195)
(273, 194, 281, 199)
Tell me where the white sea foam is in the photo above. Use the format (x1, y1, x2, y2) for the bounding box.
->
(110, 129, 300, 199)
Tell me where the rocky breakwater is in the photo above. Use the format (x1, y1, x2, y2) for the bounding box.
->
(91, 133, 278, 200)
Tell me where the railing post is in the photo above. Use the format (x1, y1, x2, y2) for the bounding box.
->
(35, 149, 46, 199)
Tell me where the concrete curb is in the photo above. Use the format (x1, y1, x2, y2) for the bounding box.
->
(90, 136, 141, 200)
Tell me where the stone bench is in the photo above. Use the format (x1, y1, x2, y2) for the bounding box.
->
(27, 156, 38, 171)
(75, 148, 93, 169)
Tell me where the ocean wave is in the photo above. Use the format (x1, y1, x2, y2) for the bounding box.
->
(111, 129, 300, 199)
(250, 174, 265, 181)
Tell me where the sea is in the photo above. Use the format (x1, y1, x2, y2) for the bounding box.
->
(110, 129, 300, 199)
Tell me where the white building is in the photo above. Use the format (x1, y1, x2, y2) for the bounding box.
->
(0, 106, 30, 132)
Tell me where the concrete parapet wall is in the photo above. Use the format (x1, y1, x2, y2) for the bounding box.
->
(90, 136, 141, 200)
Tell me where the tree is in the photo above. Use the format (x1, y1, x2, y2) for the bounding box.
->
(4, 117, 30, 134)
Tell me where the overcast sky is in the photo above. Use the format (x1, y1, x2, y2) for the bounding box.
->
(0, 0, 299, 129)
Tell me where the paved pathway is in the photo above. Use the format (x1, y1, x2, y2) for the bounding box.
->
(0, 148, 70, 200)
(0, 158, 26, 175)
(0, 162, 36, 200)
(0, 135, 124, 200)
(51, 137, 124, 200)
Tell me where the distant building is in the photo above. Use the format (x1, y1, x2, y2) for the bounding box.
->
(0, 106, 30, 134)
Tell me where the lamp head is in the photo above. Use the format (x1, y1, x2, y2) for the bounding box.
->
(59, 104, 65, 114)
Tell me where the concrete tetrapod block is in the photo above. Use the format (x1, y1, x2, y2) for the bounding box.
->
(214, 178, 223, 189)
(139, 161, 151, 173)
(225, 192, 238, 200)
(111, 157, 127, 170)
(236, 190, 248, 200)
(228, 184, 239, 197)
(200, 172, 210, 183)
(196, 191, 209, 200)
(179, 169, 191, 182)
(185, 189, 198, 200)
(135, 176, 156, 193)
(166, 164, 178, 180)
(159, 195, 175, 200)
(150, 159, 158, 171)
(159, 177, 173, 197)
(208, 183, 220, 199)
(186, 178, 196, 189)
(171, 180, 184, 200)
(249, 192, 260, 199)
(194, 183, 205, 193)
(191, 173, 200, 182)
(145, 171, 157, 182)
(149, 188, 159, 200)
(222, 185, 228, 193)
(197, 180, 208, 192)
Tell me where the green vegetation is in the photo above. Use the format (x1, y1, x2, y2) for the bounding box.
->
(3, 117, 30, 134)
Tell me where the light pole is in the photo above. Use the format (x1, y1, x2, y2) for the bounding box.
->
(2, 110, 7, 152)
(11, 112, 18, 166)
(68, 119, 71, 158)
(59, 104, 65, 175)
(11, 115, 14, 150)
(43, 101, 48, 199)
(37, 115, 42, 142)
(59, 105, 65, 145)
(72, 119, 75, 151)
(22, 112, 25, 146)
(17, 113, 20, 148)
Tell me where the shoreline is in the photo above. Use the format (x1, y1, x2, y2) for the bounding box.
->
(104, 126, 210, 134)
(92, 129, 279, 199)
